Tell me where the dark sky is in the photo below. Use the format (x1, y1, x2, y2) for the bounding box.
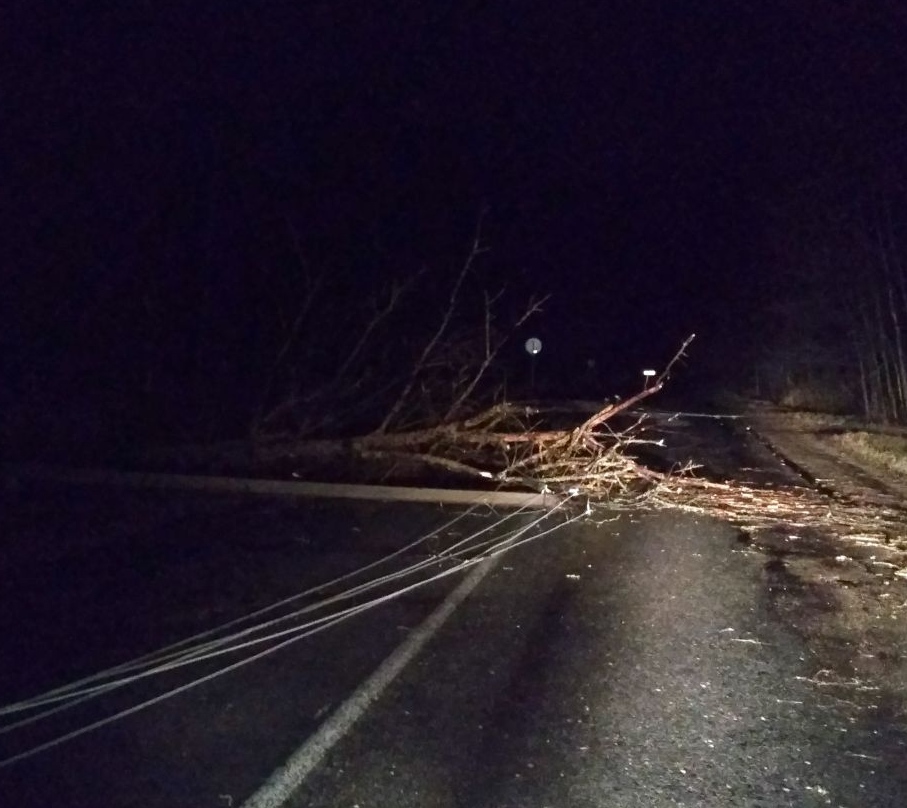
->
(3, 1, 907, 435)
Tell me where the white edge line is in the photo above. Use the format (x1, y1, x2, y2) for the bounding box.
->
(240, 554, 501, 808)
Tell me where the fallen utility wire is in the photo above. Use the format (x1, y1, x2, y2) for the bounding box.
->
(0, 495, 582, 769)
(1, 502, 490, 720)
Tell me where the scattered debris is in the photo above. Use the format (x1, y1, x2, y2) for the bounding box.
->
(648, 476, 907, 576)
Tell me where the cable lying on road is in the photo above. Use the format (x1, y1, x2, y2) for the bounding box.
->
(2, 501, 489, 721)
(0, 494, 584, 769)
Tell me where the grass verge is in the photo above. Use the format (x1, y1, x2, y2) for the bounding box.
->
(827, 431, 907, 478)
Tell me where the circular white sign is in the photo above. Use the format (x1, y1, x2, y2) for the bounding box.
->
(524, 337, 542, 355)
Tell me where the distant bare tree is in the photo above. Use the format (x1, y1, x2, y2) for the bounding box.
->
(756, 171, 907, 423)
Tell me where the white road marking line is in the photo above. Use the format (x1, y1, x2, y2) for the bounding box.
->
(240, 555, 500, 808)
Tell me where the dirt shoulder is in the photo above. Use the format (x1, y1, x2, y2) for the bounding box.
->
(743, 402, 907, 719)
(743, 402, 907, 504)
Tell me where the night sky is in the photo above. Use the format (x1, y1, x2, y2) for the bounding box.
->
(3, 2, 907, 451)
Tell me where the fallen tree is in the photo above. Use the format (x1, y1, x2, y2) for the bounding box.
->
(142, 219, 700, 496)
(142, 332, 698, 497)
(141, 221, 907, 554)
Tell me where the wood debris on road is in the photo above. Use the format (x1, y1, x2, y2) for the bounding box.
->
(648, 473, 907, 562)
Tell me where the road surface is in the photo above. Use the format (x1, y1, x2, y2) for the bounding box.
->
(1, 414, 906, 806)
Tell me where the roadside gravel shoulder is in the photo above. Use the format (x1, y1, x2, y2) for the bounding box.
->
(742, 402, 907, 506)
(742, 401, 907, 719)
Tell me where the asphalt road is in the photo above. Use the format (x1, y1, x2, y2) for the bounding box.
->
(286, 510, 907, 808)
(1, 414, 906, 806)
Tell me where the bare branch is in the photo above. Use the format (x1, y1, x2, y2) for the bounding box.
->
(330, 273, 420, 388)
(443, 292, 550, 423)
(375, 222, 488, 434)
(575, 333, 696, 435)
(251, 264, 322, 438)
(358, 449, 494, 481)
